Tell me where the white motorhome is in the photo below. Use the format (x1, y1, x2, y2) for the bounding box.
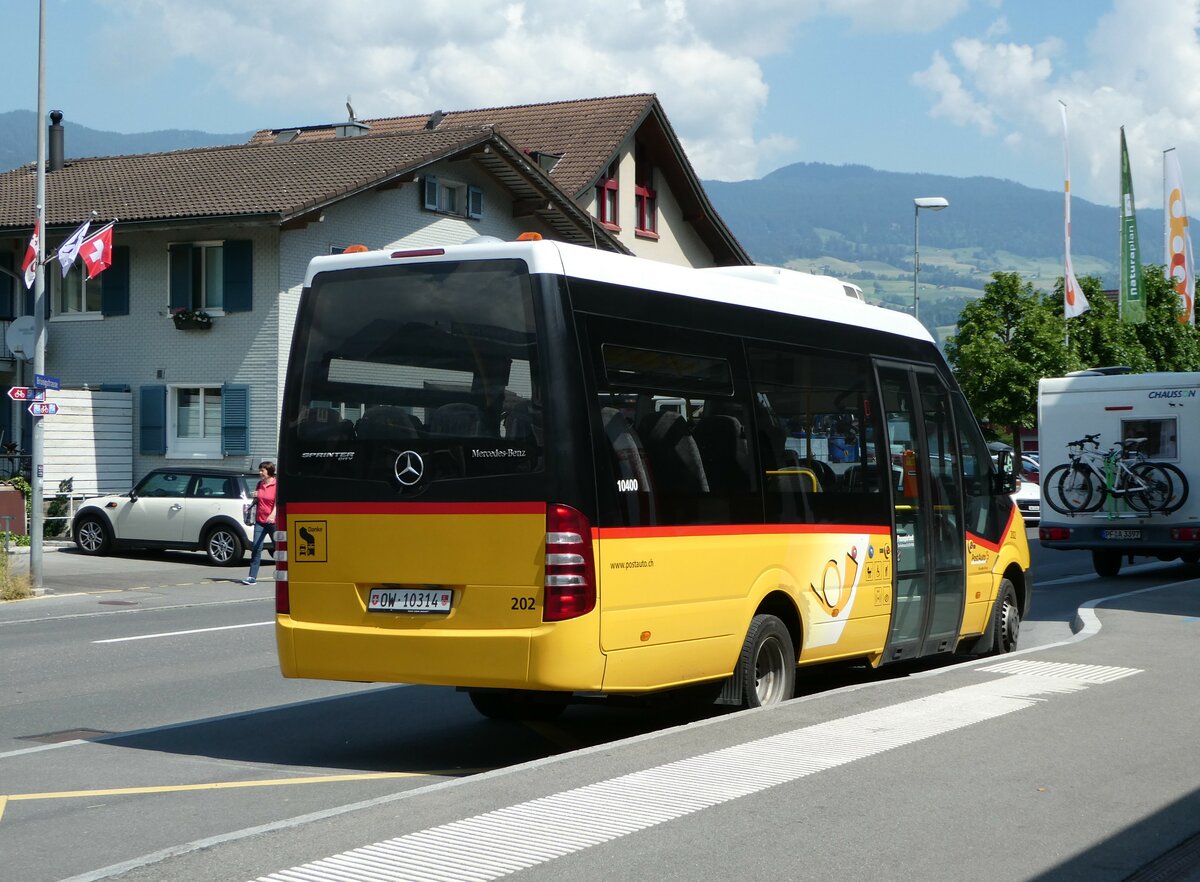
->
(1038, 370, 1200, 576)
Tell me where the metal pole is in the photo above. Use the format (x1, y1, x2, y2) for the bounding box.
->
(913, 204, 920, 321)
(30, 0, 46, 594)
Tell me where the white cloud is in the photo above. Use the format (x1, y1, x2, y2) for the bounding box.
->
(912, 51, 996, 134)
(912, 0, 1200, 206)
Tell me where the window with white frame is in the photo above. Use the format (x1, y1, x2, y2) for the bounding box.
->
(52, 263, 101, 316)
(422, 176, 483, 219)
(169, 386, 223, 458)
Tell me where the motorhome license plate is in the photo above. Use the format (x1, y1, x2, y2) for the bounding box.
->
(368, 587, 452, 613)
(1100, 529, 1141, 540)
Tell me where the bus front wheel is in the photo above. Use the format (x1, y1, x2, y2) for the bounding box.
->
(737, 614, 796, 708)
(990, 579, 1020, 655)
(468, 689, 568, 721)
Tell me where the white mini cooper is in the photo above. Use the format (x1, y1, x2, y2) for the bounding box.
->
(72, 468, 261, 565)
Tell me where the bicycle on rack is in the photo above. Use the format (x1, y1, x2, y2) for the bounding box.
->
(1043, 434, 1188, 515)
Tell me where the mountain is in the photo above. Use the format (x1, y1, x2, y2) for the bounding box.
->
(0, 110, 250, 175)
(704, 162, 1161, 291)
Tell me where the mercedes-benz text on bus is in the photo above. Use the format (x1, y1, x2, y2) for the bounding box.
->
(274, 237, 1031, 719)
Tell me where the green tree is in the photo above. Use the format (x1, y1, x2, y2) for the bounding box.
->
(945, 272, 1071, 441)
(1052, 274, 1152, 372)
(1131, 267, 1200, 371)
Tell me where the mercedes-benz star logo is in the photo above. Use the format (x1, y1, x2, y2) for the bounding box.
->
(394, 450, 425, 486)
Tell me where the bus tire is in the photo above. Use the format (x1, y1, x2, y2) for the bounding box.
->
(737, 614, 795, 708)
(989, 579, 1020, 655)
(468, 689, 567, 721)
(1092, 550, 1122, 578)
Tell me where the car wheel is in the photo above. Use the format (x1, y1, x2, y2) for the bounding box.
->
(74, 515, 111, 556)
(989, 579, 1020, 655)
(205, 525, 245, 566)
(1092, 550, 1122, 578)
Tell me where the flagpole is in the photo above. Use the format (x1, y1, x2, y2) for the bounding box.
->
(29, 0, 46, 594)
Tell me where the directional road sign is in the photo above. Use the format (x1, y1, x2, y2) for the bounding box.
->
(28, 402, 59, 416)
(7, 387, 46, 401)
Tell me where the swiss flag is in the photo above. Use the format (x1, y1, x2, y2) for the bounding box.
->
(21, 219, 40, 289)
(80, 222, 114, 279)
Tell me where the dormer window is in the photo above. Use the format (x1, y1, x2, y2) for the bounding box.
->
(596, 161, 619, 229)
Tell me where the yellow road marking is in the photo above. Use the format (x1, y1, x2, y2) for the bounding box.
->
(2, 768, 484, 808)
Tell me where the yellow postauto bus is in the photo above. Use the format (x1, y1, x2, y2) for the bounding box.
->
(274, 238, 1031, 719)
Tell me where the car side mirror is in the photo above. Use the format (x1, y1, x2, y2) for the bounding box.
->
(988, 443, 1018, 495)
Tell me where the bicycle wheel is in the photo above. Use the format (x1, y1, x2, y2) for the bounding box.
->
(1054, 463, 1099, 513)
(1126, 463, 1171, 513)
(1135, 462, 1189, 513)
(1042, 464, 1073, 514)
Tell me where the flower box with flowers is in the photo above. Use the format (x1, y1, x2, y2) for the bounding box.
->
(171, 308, 212, 330)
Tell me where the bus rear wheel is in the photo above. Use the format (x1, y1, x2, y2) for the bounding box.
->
(736, 614, 795, 708)
(468, 689, 568, 721)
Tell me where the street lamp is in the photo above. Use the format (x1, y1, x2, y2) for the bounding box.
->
(913, 196, 949, 322)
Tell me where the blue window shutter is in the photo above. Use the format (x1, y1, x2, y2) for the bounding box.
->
(100, 246, 130, 316)
(467, 186, 483, 220)
(221, 383, 250, 455)
(168, 244, 193, 310)
(222, 240, 253, 312)
(139, 385, 166, 454)
(423, 175, 439, 210)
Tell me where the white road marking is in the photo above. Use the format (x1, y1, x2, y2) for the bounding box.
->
(92, 621, 273, 644)
(254, 661, 1141, 882)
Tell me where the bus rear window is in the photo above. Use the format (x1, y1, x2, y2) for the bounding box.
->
(286, 260, 543, 482)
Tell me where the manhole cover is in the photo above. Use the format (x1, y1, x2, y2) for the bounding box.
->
(18, 728, 115, 743)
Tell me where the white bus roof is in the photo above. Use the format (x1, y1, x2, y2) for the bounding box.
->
(304, 239, 932, 345)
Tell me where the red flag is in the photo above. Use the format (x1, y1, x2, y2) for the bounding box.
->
(21, 219, 40, 289)
(80, 223, 114, 279)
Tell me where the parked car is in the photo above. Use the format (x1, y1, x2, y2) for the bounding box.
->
(72, 468, 261, 565)
(1013, 469, 1041, 525)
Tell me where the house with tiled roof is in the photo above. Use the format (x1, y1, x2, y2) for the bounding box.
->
(0, 94, 749, 496)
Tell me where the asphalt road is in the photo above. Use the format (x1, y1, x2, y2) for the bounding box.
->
(2, 534, 1198, 881)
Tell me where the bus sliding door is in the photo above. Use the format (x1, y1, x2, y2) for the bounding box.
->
(877, 364, 966, 662)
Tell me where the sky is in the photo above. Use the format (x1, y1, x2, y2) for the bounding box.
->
(3, 0, 1200, 209)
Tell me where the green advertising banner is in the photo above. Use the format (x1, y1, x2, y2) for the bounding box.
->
(1120, 127, 1146, 323)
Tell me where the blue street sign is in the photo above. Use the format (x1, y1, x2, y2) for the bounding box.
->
(34, 374, 61, 390)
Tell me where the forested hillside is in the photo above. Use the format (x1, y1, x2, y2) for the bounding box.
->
(704, 162, 1160, 290)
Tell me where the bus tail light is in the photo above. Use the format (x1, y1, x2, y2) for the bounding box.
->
(544, 504, 596, 621)
(274, 504, 289, 615)
(1040, 526, 1071, 541)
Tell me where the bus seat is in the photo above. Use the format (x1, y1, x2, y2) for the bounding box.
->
(430, 402, 484, 436)
(504, 399, 543, 444)
(297, 406, 355, 442)
(356, 406, 421, 440)
(638, 410, 710, 494)
(693, 414, 752, 493)
(602, 407, 653, 492)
